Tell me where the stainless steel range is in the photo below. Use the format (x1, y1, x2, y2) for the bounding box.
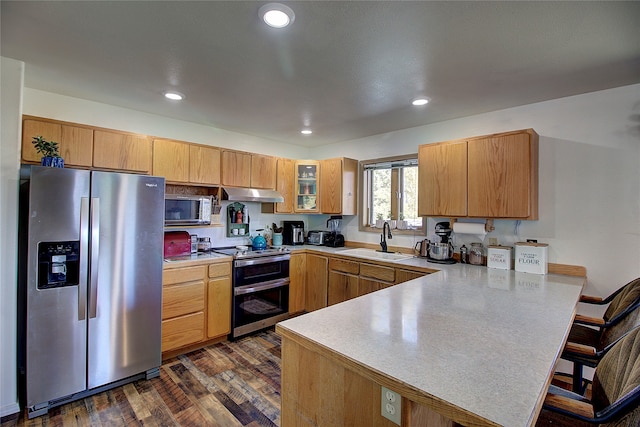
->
(213, 247, 290, 339)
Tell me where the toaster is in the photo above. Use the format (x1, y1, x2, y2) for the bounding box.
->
(307, 231, 325, 245)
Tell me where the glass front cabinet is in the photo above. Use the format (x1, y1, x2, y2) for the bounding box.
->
(294, 161, 320, 213)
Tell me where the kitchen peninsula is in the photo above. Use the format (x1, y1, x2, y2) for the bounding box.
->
(276, 262, 585, 427)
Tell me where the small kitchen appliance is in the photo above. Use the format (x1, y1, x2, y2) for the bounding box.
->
(283, 220, 305, 245)
(164, 231, 192, 258)
(427, 222, 456, 264)
(324, 215, 345, 247)
(164, 194, 212, 226)
(307, 231, 326, 245)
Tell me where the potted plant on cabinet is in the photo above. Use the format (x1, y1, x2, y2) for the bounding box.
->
(32, 135, 64, 167)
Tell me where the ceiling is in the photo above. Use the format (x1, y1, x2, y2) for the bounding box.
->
(2, 1, 639, 147)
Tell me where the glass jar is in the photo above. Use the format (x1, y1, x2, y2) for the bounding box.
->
(197, 237, 211, 252)
(469, 243, 484, 265)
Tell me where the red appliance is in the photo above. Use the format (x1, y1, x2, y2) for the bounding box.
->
(163, 231, 191, 258)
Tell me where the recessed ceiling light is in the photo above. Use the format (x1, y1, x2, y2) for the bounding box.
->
(164, 91, 185, 101)
(412, 97, 429, 106)
(301, 129, 312, 135)
(259, 3, 295, 28)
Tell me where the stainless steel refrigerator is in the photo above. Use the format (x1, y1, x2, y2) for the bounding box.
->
(18, 166, 165, 418)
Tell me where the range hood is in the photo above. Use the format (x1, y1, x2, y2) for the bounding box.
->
(221, 186, 284, 203)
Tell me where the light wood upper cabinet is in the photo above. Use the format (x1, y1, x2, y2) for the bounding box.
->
(221, 150, 252, 187)
(93, 130, 151, 173)
(418, 140, 468, 217)
(275, 158, 295, 213)
(418, 129, 538, 220)
(22, 117, 93, 167)
(190, 145, 221, 185)
(153, 139, 221, 185)
(467, 130, 538, 219)
(152, 138, 190, 183)
(319, 157, 358, 215)
(250, 154, 277, 189)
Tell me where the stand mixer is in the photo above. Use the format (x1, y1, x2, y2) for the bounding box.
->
(428, 222, 456, 264)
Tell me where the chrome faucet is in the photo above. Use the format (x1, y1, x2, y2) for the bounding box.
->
(379, 221, 393, 252)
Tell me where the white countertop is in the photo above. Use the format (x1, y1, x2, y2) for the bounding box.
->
(277, 263, 585, 426)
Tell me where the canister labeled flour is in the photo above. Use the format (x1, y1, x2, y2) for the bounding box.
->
(515, 242, 548, 274)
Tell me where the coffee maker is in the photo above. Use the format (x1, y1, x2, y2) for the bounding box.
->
(427, 221, 456, 264)
(324, 216, 345, 247)
(283, 220, 305, 245)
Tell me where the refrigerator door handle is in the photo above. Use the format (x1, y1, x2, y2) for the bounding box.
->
(78, 197, 90, 320)
(89, 197, 100, 319)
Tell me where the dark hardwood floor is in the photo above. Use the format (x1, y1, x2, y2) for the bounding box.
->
(2, 329, 282, 427)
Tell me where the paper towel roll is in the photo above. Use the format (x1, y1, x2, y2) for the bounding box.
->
(453, 222, 487, 237)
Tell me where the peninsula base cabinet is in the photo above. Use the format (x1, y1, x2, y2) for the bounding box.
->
(279, 331, 460, 427)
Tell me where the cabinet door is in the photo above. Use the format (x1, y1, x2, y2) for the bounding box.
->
(207, 277, 231, 338)
(190, 145, 221, 185)
(468, 131, 537, 219)
(294, 160, 320, 213)
(320, 158, 358, 215)
(152, 138, 190, 183)
(275, 158, 295, 213)
(221, 151, 252, 187)
(305, 254, 328, 312)
(328, 271, 359, 306)
(289, 252, 306, 313)
(395, 269, 425, 285)
(418, 140, 467, 217)
(93, 130, 151, 173)
(358, 278, 383, 296)
(320, 158, 342, 214)
(22, 118, 93, 167)
(251, 154, 277, 189)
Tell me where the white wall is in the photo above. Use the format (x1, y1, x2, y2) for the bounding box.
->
(0, 57, 24, 417)
(311, 84, 640, 298)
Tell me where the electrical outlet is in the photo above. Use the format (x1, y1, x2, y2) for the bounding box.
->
(488, 237, 498, 246)
(381, 386, 401, 425)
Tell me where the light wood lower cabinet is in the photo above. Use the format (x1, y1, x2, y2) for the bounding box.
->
(326, 255, 432, 307)
(289, 252, 306, 314)
(162, 260, 232, 354)
(305, 254, 328, 312)
(161, 265, 206, 352)
(207, 262, 232, 339)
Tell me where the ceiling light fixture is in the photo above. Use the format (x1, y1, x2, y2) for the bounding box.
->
(164, 91, 185, 101)
(259, 3, 295, 28)
(301, 129, 312, 135)
(412, 97, 429, 106)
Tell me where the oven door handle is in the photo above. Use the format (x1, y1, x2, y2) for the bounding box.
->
(235, 254, 290, 267)
(235, 278, 290, 295)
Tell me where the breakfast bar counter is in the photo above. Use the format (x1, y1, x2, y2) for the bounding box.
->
(276, 265, 585, 427)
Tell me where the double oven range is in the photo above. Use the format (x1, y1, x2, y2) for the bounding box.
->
(213, 247, 290, 339)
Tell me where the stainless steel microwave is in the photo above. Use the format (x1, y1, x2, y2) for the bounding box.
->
(164, 195, 212, 226)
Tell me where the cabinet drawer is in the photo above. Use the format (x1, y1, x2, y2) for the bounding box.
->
(209, 262, 231, 278)
(162, 281, 205, 319)
(161, 312, 205, 352)
(163, 265, 207, 285)
(329, 258, 359, 274)
(360, 263, 395, 282)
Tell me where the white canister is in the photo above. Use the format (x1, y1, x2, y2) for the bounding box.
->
(515, 242, 548, 274)
(487, 246, 512, 270)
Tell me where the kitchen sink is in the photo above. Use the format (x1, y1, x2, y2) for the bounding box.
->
(338, 248, 414, 261)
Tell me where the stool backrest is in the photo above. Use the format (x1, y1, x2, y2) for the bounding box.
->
(604, 278, 640, 324)
(591, 327, 640, 426)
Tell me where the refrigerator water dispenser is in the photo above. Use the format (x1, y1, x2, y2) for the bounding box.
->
(37, 241, 80, 289)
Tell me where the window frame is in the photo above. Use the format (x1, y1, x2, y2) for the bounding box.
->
(357, 154, 426, 235)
